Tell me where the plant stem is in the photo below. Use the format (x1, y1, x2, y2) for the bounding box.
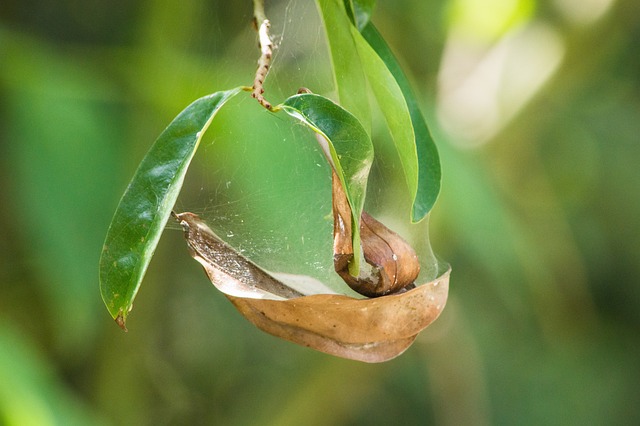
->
(253, 0, 267, 24)
(252, 0, 273, 110)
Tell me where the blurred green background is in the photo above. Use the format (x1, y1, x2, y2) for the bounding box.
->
(1, 0, 639, 424)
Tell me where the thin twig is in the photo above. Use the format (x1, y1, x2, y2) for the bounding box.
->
(252, 0, 273, 110)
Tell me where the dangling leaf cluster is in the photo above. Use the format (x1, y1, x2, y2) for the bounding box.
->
(99, 0, 441, 329)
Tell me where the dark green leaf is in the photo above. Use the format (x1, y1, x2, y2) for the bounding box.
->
(343, 0, 376, 30)
(99, 88, 241, 327)
(280, 93, 374, 276)
(361, 23, 441, 221)
(315, 0, 371, 132)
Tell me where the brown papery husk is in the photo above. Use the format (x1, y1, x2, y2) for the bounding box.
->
(332, 172, 421, 297)
(175, 211, 449, 363)
(226, 268, 449, 363)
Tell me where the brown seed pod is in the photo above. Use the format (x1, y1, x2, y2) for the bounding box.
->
(175, 212, 449, 363)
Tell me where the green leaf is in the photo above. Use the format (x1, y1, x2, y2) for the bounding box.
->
(99, 88, 241, 327)
(361, 23, 442, 222)
(349, 25, 420, 223)
(344, 0, 376, 30)
(315, 0, 371, 132)
(280, 93, 374, 276)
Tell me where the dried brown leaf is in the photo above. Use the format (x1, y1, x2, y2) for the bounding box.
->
(227, 271, 449, 362)
(332, 172, 421, 297)
(175, 211, 450, 363)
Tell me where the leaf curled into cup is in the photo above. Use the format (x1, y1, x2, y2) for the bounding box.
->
(174, 211, 449, 363)
(331, 171, 421, 297)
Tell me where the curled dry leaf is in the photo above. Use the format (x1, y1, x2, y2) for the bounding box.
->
(175, 211, 449, 363)
(332, 171, 421, 297)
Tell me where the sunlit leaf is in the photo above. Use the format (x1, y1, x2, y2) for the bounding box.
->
(349, 25, 421, 223)
(361, 23, 442, 221)
(280, 93, 374, 276)
(99, 88, 241, 328)
(315, 0, 371, 132)
(176, 211, 450, 363)
(316, 0, 441, 221)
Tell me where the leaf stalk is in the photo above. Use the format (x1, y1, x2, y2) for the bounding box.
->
(252, 0, 274, 110)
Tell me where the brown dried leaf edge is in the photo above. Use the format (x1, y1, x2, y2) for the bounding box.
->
(228, 270, 449, 362)
(176, 211, 450, 363)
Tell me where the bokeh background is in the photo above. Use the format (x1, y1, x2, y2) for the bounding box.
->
(1, 0, 639, 424)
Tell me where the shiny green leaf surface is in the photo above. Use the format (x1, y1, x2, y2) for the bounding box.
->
(350, 25, 420, 223)
(99, 88, 241, 326)
(280, 93, 374, 276)
(361, 23, 441, 221)
(345, 0, 376, 30)
(315, 0, 371, 133)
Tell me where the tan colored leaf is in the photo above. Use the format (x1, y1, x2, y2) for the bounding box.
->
(174, 212, 306, 300)
(175, 211, 450, 363)
(332, 171, 421, 297)
(227, 271, 449, 362)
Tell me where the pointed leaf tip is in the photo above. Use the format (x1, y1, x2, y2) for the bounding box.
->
(115, 313, 128, 332)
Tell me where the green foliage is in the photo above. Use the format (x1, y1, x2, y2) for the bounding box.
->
(360, 23, 442, 220)
(99, 88, 241, 325)
(350, 26, 420, 221)
(281, 93, 374, 275)
(343, 0, 376, 30)
(316, 0, 371, 131)
(2, 0, 639, 424)
(100, 0, 442, 319)
(321, 0, 441, 221)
